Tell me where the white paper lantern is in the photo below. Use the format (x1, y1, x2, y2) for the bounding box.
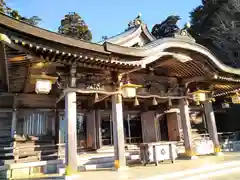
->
(122, 86, 136, 98)
(35, 79, 52, 94)
(193, 92, 206, 102)
(192, 90, 210, 105)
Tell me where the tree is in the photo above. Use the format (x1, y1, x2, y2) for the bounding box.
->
(151, 15, 181, 39)
(21, 16, 42, 26)
(189, 0, 240, 67)
(0, 0, 41, 26)
(58, 12, 92, 41)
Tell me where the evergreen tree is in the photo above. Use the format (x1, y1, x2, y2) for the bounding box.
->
(189, 0, 240, 67)
(58, 12, 92, 41)
(151, 15, 181, 39)
(0, 0, 41, 26)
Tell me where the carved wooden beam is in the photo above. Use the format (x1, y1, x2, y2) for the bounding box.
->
(181, 76, 208, 84)
(130, 72, 177, 83)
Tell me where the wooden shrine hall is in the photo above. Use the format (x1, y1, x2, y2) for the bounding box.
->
(1, 12, 240, 172)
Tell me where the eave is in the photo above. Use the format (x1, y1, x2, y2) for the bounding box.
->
(0, 13, 107, 54)
(5, 37, 144, 71)
(105, 37, 240, 76)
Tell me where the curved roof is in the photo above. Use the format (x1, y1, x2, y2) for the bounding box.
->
(105, 37, 240, 75)
(98, 24, 155, 46)
(0, 13, 107, 54)
(1, 13, 240, 76)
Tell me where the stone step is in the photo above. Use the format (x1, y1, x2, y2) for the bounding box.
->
(77, 154, 141, 166)
(79, 162, 114, 171)
(58, 157, 141, 173)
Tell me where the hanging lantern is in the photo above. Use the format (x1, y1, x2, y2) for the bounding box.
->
(231, 93, 240, 104)
(31, 73, 58, 94)
(121, 83, 142, 98)
(0, 33, 11, 44)
(192, 90, 210, 105)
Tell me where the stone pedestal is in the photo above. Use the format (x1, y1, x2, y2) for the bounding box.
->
(141, 111, 160, 143)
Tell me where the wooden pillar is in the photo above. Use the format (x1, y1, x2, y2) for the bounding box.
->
(54, 108, 59, 144)
(112, 94, 126, 169)
(11, 95, 17, 138)
(0, 42, 9, 92)
(95, 110, 102, 149)
(141, 111, 160, 143)
(86, 110, 97, 150)
(166, 110, 181, 141)
(65, 66, 78, 174)
(203, 101, 221, 155)
(179, 99, 196, 159)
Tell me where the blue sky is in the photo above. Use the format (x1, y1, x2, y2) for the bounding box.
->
(6, 0, 201, 42)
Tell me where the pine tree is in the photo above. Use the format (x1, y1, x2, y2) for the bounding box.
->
(0, 0, 41, 26)
(190, 0, 240, 67)
(58, 12, 92, 41)
(151, 15, 181, 39)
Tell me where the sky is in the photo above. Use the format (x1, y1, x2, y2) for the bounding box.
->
(6, 0, 202, 42)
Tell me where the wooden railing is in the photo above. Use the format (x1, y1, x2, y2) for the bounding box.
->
(0, 143, 96, 164)
(0, 144, 57, 163)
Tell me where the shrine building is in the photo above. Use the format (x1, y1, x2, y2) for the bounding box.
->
(0, 13, 240, 173)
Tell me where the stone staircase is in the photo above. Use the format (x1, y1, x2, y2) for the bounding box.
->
(74, 146, 141, 171)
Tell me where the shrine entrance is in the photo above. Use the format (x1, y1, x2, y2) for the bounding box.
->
(59, 112, 87, 150)
(100, 111, 142, 146)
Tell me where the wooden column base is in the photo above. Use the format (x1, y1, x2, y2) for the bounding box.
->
(184, 148, 198, 159)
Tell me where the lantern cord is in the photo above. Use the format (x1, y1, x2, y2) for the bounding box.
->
(56, 87, 193, 103)
(136, 95, 192, 100)
(95, 94, 111, 103)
